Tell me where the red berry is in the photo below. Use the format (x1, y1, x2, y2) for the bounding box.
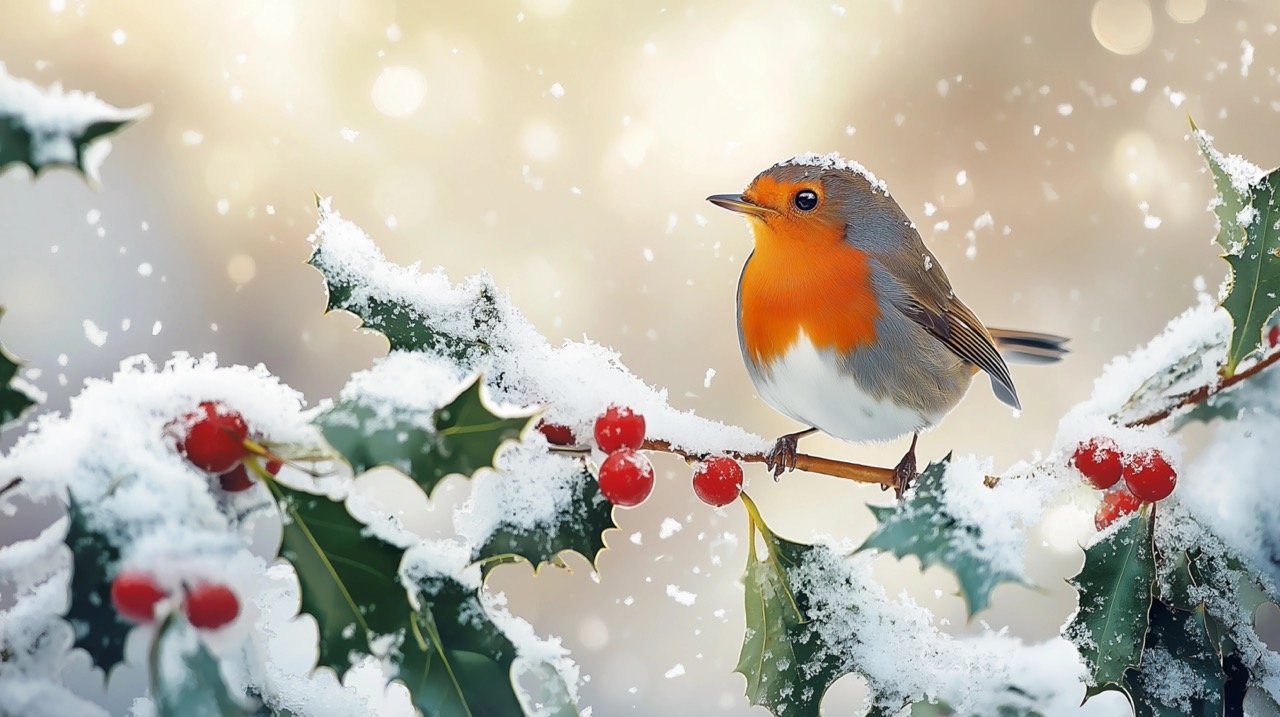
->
(692, 456, 744, 507)
(218, 463, 254, 492)
(537, 421, 577, 446)
(597, 449, 654, 507)
(265, 459, 282, 475)
(1095, 489, 1143, 530)
(594, 406, 645, 453)
(176, 402, 248, 473)
(1269, 325, 1279, 348)
(111, 570, 167, 623)
(184, 583, 240, 630)
(1072, 439, 1123, 490)
(1123, 450, 1177, 502)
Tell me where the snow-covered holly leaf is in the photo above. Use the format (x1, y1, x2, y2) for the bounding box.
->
(1123, 602, 1224, 717)
(1220, 170, 1280, 376)
(1063, 509, 1154, 699)
(317, 377, 529, 496)
(1193, 126, 1280, 375)
(0, 63, 149, 182)
(856, 457, 1024, 616)
(1193, 120, 1253, 256)
(736, 524, 837, 717)
(473, 466, 617, 573)
(396, 575, 525, 717)
(265, 479, 409, 678)
(150, 616, 249, 717)
(62, 495, 132, 676)
(307, 202, 507, 362)
(0, 312, 38, 430)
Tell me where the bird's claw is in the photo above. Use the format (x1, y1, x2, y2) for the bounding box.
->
(892, 451, 917, 499)
(764, 435, 801, 480)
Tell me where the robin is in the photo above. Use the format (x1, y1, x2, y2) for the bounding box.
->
(707, 153, 1067, 496)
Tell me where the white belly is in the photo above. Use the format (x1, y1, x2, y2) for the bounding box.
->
(752, 333, 938, 443)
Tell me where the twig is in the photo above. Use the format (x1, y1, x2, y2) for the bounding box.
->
(0, 477, 21, 501)
(640, 438, 897, 488)
(552, 438, 897, 488)
(1128, 349, 1280, 427)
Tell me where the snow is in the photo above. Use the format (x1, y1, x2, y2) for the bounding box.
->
(777, 152, 889, 195)
(308, 200, 768, 457)
(1194, 128, 1268, 195)
(0, 62, 150, 181)
(1241, 40, 1255, 77)
(786, 538, 1089, 714)
(665, 584, 696, 606)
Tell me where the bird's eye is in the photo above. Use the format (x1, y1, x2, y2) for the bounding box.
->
(793, 189, 818, 211)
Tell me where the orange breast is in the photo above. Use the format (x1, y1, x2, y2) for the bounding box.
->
(739, 220, 880, 366)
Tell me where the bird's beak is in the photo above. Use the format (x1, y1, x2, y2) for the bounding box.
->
(706, 193, 773, 218)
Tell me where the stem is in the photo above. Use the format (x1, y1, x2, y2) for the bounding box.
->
(1127, 348, 1280, 427)
(639, 438, 897, 489)
(0, 477, 21, 501)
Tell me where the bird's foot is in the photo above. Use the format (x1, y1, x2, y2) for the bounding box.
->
(892, 449, 917, 499)
(764, 434, 801, 480)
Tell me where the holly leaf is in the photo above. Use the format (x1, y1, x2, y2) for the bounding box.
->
(0, 312, 37, 430)
(150, 616, 249, 717)
(0, 63, 148, 181)
(307, 203, 506, 361)
(1063, 509, 1155, 698)
(856, 457, 1025, 616)
(473, 466, 617, 573)
(1192, 120, 1253, 256)
(1193, 125, 1280, 375)
(1123, 602, 1224, 717)
(396, 576, 523, 717)
(736, 527, 837, 717)
(265, 479, 409, 677)
(317, 376, 529, 496)
(397, 568, 578, 717)
(62, 495, 132, 676)
(1220, 171, 1280, 375)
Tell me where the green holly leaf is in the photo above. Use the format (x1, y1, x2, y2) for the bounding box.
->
(264, 479, 409, 677)
(397, 566, 578, 717)
(317, 376, 529, 496)
(62, 495, 132, 676)
(856, 457, 1025, 616)
(0, 311, 37, 430)
(0, 64, 149, 181)
(1192, 119, 1253, 256)
(397, 577, 522, 717)
(307, 205, 506, 361)
(150, 615, 250, 717)
(1220, 171, 1280, 375)
(1123, 602, 1224, 717)
(1193, 125, 1280, 375)
(1063, 509, 1155, 698)
(736, 520, 836, 717)
(473, 466, 617, 573)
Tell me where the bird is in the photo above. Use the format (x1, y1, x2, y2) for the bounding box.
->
(707, 153, 1067, 497)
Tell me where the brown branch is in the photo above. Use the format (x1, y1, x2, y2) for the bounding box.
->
(1127, 349, 1280, 427)
(640, 438, 897, 489)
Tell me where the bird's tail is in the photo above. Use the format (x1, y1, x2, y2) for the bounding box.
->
(988, 328, 1070, 365)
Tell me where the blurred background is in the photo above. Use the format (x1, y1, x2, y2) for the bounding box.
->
(1, 0, 1277, 714)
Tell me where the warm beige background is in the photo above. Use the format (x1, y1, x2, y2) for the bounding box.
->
(1, 1, 1276, 714)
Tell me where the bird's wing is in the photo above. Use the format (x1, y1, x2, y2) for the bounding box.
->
(877, 237, 1021, 409)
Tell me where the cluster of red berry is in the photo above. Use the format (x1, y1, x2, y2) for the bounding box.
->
(173, 401, 280, 492)
(538, 405, 745, 508)
(111, 570, 239, 629)
(1072, 438, 1176, 530)
(106, 401, 279, 630)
